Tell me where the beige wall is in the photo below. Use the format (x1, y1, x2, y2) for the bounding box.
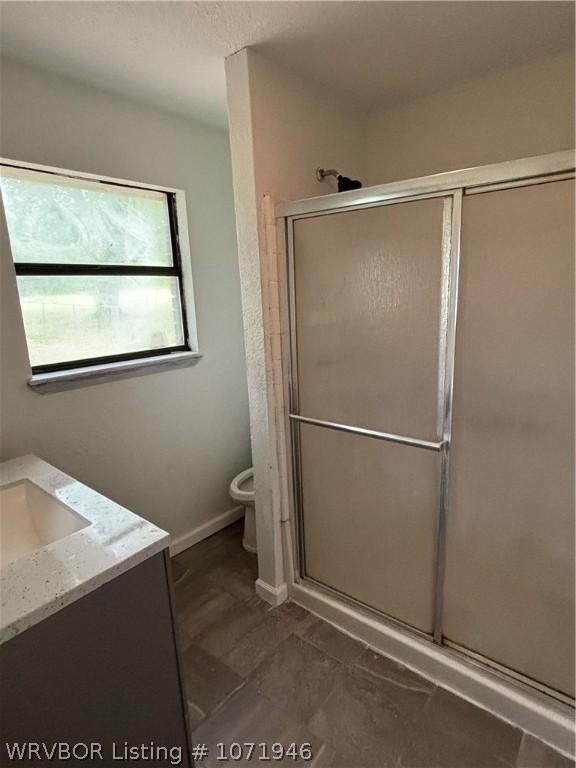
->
(0, 57, 251, 544)
(225, 48, 365, 597)
(364, 51, 575, 185)
(225, 47, 574, 597)
(248, 50, 366, 202)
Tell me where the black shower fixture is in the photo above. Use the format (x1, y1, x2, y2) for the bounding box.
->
(316, 168, 363, 192)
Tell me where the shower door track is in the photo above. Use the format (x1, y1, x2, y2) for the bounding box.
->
(279, 150, 575, 707)
(297, 572, 576, 708)
(444, 640, 576, 708)
(276, 151, 574, 217)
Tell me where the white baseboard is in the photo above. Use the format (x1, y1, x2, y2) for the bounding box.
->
(169, 506, 244, 557)
(256, 578, 288, 607)
(290, 580, 575, 758)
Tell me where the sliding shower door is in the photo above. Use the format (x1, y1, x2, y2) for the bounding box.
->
(284, 153, 575, 702)
(291, 196, 452, 633)
(443, 179, 575, 697)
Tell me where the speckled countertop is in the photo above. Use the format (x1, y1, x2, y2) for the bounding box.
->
(0, 455, 169, 644)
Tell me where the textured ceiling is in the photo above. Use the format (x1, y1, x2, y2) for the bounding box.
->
(0, 1, 573, 127)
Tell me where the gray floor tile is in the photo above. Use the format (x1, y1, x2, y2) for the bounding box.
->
(271, 601, 316, 632)
(180, 581, 239, 639)
(193, 683, 323, 767)
(301, 619, 365, 664)
(517, 734, 575, 768)
(243, 592, 273, 611)
(175, 619, 194, 652)
(181, 643, 244, 719)
(208, 551, 259, 600)
(170, 558, 188, 585)
(173, 524, 560, 768)
(249, 634, 342, 724)
(397, 687, 522, 768)
(223, 611, 297, 677)
(187, 700, 205, 731)
(176, 572, 225, 606)
(309, 745, 338, 768)
(309, 660, 430, 768)
(195, 600, 269, 658)
(174, 535, 233, 576)
(355, 648, 435, 696)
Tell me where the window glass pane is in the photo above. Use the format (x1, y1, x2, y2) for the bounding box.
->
(0, 166, 173, 266)
(17, 275, 185, 367)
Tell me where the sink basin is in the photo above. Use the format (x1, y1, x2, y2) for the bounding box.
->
(0, 480, 89, 568)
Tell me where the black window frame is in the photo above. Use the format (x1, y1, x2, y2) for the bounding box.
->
(2, 163, 192, 375)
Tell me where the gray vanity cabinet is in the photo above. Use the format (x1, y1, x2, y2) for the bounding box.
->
(0, 552, 192, 767)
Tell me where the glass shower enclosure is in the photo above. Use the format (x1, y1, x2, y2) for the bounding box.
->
(279, 151, 575, 704)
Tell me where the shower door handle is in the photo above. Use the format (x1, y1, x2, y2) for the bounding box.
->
(288, 414, 446, 452)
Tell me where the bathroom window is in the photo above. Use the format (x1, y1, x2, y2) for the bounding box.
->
(0, 161, 199, 384)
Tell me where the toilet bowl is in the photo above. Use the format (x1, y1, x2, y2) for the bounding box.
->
(229, 468, 256, 553)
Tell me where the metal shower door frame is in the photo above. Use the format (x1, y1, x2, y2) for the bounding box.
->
(284, 188, 459, 641)
(278, 150, 575, 654)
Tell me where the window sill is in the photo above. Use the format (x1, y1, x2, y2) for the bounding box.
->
(28, 351, 203, 393)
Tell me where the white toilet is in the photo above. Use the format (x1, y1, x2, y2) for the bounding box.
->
(229, 468, 256, 553)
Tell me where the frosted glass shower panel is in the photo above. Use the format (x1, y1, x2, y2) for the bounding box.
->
(293, 197, 447, 438)
(444, 180, 575, 697)
(299, 422, 440, 633)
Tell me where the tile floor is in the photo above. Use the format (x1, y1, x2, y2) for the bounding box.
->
(172, 522, 574, 768)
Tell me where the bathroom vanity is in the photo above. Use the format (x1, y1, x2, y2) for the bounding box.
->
(0, 455, 192, 767)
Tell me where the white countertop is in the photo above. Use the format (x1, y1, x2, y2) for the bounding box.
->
(0, 455, 169, 644)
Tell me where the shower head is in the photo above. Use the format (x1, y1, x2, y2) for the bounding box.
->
(316, 168, 363, 193)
